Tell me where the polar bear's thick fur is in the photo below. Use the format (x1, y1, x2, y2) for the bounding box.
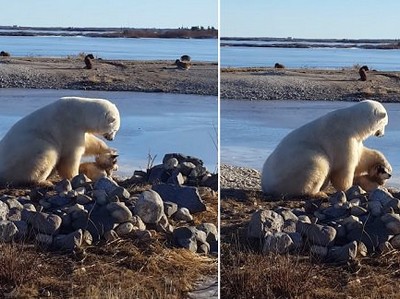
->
(0, 97, 120, 186)
(261, 100, 388, 197)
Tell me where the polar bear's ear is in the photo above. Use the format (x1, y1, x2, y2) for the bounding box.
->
(374, 110, 387, 119)
(105, 112, 116, 124)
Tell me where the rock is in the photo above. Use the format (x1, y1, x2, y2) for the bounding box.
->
(0, 201, 9, 221)
(94, 177, 119, 194)
(131, 215, 146, 231)
(22, 210, 62, 234)
(328, 241, 357, 263)
(36, 233, 53, 246)
(148, 165, 169, 184)
(173, 226, 197, 252)
(164, 157, 179, 170)
(189, 165, 207, 178)
(47, 195, 71, 207)
(115, 222, 134, 236)
(390, 234, 400, 249)
(342, 215, 363, 231)
(55, 179, 72, 193)
(282, 220, 297, 233)
(85, 206, 115, 241)
(83, 230, 93, 245)
(92, 189, 108, 206)
(54, 229, 83, 251)
(346, 185, 366, 200)
(133, 229, 152, 241)
(108, 186, 130, 201)
(296, 222, 336, 246)
(198, 242, 210, 255)
(350, 206, 368, 216)
(106, 202, 132, 223)
(76, 194, 93, 205)
(0, 220, 18, 242)
(368, 200, 383, 217)
(278, 209, 298, 222)
(197, 223, 218, 244)
(195, 229, 208, 244)
(156, 214, 174, 234)
(7, 208, 21, 222)
(383, 198, 400, 213)
(152, 184, 206, 214)
(174, 207, 193, 222)
(322, 206, 348, 219)
(329, 191, 347, 205)
(134, 190, 164, 224)
(310, 245, 328, 258)
(248, 210, 284, 239)
(4, 198, 24, 210)
(386, 221, 400, 235)
(162, 153, 203, 167)
(23, 203, 36, 212)
(263, 232, 294, 254)
(358, 242, 368, 256)
(379, 241, 394, 253)
(75, 187, 86, 195)
(167, 171, 185, 185)
(288, 232, 303, 250)
(71, 174, 91, 189)
(202, 173, 218, 191)
(163, 201, 178, 217)
(179, 162, 196, 176)
(369, 189, 393, 206)
(298, 215, 311, 223)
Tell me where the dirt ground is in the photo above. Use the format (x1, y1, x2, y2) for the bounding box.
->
(0, 56, 218, 96)
(221, 67, 400, 102)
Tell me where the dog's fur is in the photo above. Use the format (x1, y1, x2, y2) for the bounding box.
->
(79, 151, 118, 181)
(354, 163, 392, 191)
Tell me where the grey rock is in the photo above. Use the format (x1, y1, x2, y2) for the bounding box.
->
(92, 189, 108, 206)
(329, 191, 347, 205)
(152, 184, 206, 214)
(198, 242, 210, 255)
(288, 232, 303, 250)
(164, 201, 178, 217)
(389, 234, 400, 249)
(346, 185, 366, 200)
(55, 179, 72, 193)
(350, 206, 368, 216)
(75, 187, 86, 195)
(133, 229, 152, 241)
(342, 215, 363, 232)
(131, 215, 146, 231)
(310, 245, 328, 258)
(164, 157, 179, 170)
(279, 209, 298, 222)
(263, 232, 294, 254)
(94, 177, 119, 194)
(22, 210, 62, 234)
(115, 222, 134, 236)
(162, 153, 203, 167)
(4, 198, 24, 210)
(179, 161, 196, 176)
(23, 203, 36, 212)
(36, 233, 53, 246)
(156, 214, 173, 233)
(167, 171, 185, 185)
(322, 206, 348, 219)
(173, 226, 198, 252)
(195, 229, 208, 244)
(298, 215, 311, 223)
(369, 189, 393, 206)
(134, 190, 164, 224)
(0, 220, 18, 242)
(54, 229, 83, 251)
(328, 241, 357, 263)
(189, 165, 207, 178)
(148, 165, 169, 184)
(174, 207, 193, 222)
(47, 195, 71, 207)
(71, 173, 91, 189)
(282, 220, 297, 233)
(76, 194, 93, 205)
(14, 220, 28, 239)
(107, 202, 132, 223)
(7, 208, 21, 222)
(383, 198, 400, 213)
(197, 223, 218, 244)
(0, 201, 9, 221)
(296, 222, 336, 246)
(248, 209, 284, 239)
(108, 186, 130, 201)
(368, 200, 383, 217)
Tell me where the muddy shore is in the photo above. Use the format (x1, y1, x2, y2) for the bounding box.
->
(0, 56, 218, 96)
(221, 67, 400, 102)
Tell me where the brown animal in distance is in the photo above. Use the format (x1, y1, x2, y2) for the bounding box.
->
(359, 65, 369, 81)
(84, 54, 95, 69)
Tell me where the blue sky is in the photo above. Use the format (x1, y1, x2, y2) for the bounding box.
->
(0, 0, 217, 28)
(221, 0, 400, 39)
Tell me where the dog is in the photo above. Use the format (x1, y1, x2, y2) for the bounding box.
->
(79, 151, 119, 181)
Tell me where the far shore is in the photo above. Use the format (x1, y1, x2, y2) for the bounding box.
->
(0, 56, 217, 96)
(221, 67, 400, 102)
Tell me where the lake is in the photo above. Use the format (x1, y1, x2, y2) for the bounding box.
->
(0, 36, 217, 62)
(0, 89, 218, 178)
(221, 100, 400, 188)
(221, 46, 400, 71)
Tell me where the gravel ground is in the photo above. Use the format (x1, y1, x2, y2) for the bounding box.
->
(220, 164, 261, 191)
(221, 67, 400, 102)
(0, 56, 217, 96)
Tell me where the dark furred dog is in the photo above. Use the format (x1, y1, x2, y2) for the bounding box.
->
(84, 54, 95, 69)
(359, 65, 369, 81)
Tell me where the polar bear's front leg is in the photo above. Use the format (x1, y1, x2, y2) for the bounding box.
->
(56, 148, 85, 179)
(84, 133, 113, 156)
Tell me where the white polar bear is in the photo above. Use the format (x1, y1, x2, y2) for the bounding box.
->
(261, 100, 388, 197)
(0, 97, 120, 186)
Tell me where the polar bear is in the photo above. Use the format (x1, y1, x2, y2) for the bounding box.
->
(353, 147, 392, 191)
(261, 100, 388, 197)
(0, 97, 120, 186)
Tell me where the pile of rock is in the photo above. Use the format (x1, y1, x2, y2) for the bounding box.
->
(0, 153, 218, 256)
(248, 186, 400, 263)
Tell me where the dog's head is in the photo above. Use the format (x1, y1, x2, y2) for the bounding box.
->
(369, 164, 392, 185)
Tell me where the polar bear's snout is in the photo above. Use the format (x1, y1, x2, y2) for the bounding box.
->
(374, 129, 385, 137)
(103, 131, 117, 141)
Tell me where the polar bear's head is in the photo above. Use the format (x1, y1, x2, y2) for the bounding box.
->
(98, 101, 120, 141)
(356, 100, 388, 139)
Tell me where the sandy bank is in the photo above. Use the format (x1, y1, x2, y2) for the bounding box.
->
(221, 67, 400, 102)
(0, 57, 217, 96)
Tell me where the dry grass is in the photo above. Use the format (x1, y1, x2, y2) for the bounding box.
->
(220, 188, 400, 299)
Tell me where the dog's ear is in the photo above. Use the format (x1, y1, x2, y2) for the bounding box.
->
(111, 154, 119, 159)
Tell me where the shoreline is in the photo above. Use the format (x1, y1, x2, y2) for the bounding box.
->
(0, 57, 218, 96)
(221, 67, 400, 102)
